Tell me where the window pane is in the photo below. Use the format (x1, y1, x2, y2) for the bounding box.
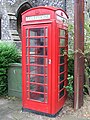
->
(59, 65, 64, 72)
(30, 75, 44, 84)
(60, 73, 64, 81)
(60, 39, 65, 46)
(60, 56, 64, 64)
(60, 29, 65, 36)
(30, 84, 44, 92)
(59, 90, 64, 98)
(30, 28, 44, 36)
(30, 38, 44, 46)
(30, 47, 44, 56)
(60, 48, 65, 55)
(59, 82, 64, 90)
(30, 66, 44, 74)
(30, 92, 44, 102)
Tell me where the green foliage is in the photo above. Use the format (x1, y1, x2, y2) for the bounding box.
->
(65, 74, 74, 98)
(68, 50, 74, 76)
(0, 42, 20, 96)
(66, 22, 90, 97)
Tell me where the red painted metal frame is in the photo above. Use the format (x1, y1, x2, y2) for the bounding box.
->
(22, 6, 68, 115)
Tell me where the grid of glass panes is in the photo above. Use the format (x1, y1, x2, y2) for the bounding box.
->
(26, 27, 48, 103)
(58, 29, 68, 100)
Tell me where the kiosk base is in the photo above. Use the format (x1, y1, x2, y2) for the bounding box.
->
(22, 107, 62, 117)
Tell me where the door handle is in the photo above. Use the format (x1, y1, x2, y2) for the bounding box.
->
(48, 59, 51, 64)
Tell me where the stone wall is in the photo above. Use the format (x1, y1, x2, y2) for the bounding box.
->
(0, 0, 89, 41)
(0, 0, 66, 41)
(0, 0, 11, 40)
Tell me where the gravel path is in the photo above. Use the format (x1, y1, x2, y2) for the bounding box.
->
(0, 95, 90, 120)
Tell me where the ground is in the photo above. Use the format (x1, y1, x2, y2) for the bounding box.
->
(0, 95, 90, 120)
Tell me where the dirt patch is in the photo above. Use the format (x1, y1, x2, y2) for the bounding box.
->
(59, 95, 90, 119)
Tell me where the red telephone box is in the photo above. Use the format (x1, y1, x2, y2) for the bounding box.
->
(22, 6, 68, 116)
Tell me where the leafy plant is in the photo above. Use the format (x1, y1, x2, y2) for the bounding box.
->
(0, 42, 20, 96)
(66, 22, 90, 97)
(65, 74, 74, 98)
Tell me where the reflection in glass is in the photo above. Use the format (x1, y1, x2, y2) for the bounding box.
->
(30, 28, 44, 36)
(60, 48, 65, 55)
(30, 38, 44, 46)
(60, 73, 64, 81)
(30, 47, 44, 56)
(60, 65, 64, 72)
(30, 84, 44, 92)
(59, 90, 64, 98)
(30, 57, 35, 64)
(59, 82, 64, 90)
(60, 29, 65, 36)
(60, 56, 64, 64)
(60, 39, 65, 46)
(30, 75, 44, 83)
(30, 92, 44, 102)
(30, 66, 44, 74)
(30, 57, 48, 65)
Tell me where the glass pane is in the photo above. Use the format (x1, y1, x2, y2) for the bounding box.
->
(30, 28, 44, 36)
(30, 75, 44, 84)
(30, 66, 44, 74)
(60, 48, 65, 55)
(60, 73, 64, 81)
(26, 38, 28, 46)
(59, 90, 64, 98)
(59, 65, 64, 73)
(36, 57, 44, 64)
(26, 29, 28, 37)
(60, 39, 65, 46)
(30, 57, 35, 64)
(26, 57, 29, 64)
(30, 57, 48, 65)
(26, 48, 28, 55)
(45, 28, 48, 36)
(30, 47, 44, 56)
(60, 29, 65, 36)
(59, 82, 64, 90)
(30, 92, 44, 102)
(60, 56, 64, 64)
(26, 66, 29, 72)
(30, 38, 44, 46)
(30, 84, 44, 92)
